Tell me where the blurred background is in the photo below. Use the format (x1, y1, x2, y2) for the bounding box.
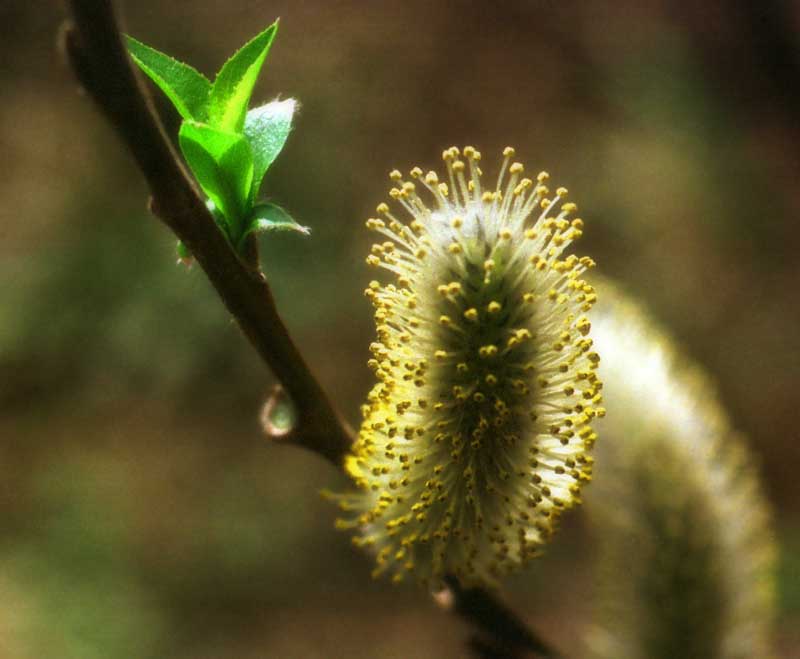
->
(1, 0, 798, 656)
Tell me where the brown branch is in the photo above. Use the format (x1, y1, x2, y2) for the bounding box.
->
(60, 0, 351, 466)
(59, 2, 560, 656)
(437, 577, 565, 659)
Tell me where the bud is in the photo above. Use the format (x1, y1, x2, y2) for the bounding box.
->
(337, 147, 602, 586)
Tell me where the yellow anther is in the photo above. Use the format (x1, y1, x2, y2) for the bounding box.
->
(556, 187, 568, 197)
(366, 255, 380, 267)
(482, 191, 495, 203)
(410, 167, 423, 178)
(434, 350, 447, 360)
(447, 282, 462, 295)
(389, 169, 402, 181)
(451, 216, 463, 229)
(479, 345, 498, 358)
(425, 171, 439, 184)
(448, 243, 463, 254)
(499, 229, 512, 240)
(376, 202, 389, 214)
(464, 308, 479, 321)
(487, 301, 502, 314)
(509, 162, 524, 174)
(452, 160, 465, 173)
(561, 202, 577, 213)
(537, 171, 550, 182)
(439, 315, 452, 326)
(483, 259, 495, 272)
(485, 374, 498, 386)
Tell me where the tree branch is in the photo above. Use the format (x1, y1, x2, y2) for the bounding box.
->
(438, 577, 565, 659)
(61, 0, 351, 466)
(59, 2, 560, 656)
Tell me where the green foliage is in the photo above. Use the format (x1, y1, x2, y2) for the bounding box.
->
(126, 22, 305, 255)
(125, 36, 211, 121)
(178, 122, 253, 236)
(244, 99, 295, 202)
(208, 23, 278, 133)
(243, 202, 309, 249)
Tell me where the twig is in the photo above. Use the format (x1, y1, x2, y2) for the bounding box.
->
(437, 577, 564, 659)
(60, 0, 351, 466)
(59, 2, 559, 656)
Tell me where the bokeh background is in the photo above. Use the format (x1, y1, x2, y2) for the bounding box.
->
(1, 1, 798, 657)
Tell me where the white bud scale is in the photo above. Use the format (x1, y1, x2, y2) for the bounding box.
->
(336, 146, 603, 586)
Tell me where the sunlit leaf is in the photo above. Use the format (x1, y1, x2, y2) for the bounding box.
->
(178, 122, 253, 235)
(244, 98, 296, 200)
(243, 202, 309, 248)
(208, 22, 278, 133)
(125, 36, 211, 121)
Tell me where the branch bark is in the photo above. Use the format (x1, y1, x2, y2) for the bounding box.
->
(59, 2, 561, 657)
(438, 578, 564, 659)
(61, 0, 351, 466)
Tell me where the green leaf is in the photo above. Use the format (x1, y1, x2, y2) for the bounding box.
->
(176, 240, 193, 266)
(244, 98, 296, 201)
(243, 202, 309, 248)
(125, 35, 211, 121)
(209, 22, 279, 133)
(178, 121, 254, 236)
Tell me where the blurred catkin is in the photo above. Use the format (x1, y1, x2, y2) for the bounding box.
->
(585, 281, 776, 659)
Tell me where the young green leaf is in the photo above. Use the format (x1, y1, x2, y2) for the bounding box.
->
(209, 22, 279, 133)
(125, 35, 211, 121)
(178, 122, 254, 236)
(243, 202, 309, 248)
(243, 98, 296, 201)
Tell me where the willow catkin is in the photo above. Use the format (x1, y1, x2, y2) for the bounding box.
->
(585, 282, 776, 659)
(335, 146, 603, 587)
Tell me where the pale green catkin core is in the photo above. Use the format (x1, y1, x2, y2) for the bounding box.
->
(586, 282, 776, 659)
(336, 146, 603, 587)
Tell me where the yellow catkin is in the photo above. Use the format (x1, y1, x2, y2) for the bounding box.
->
(585, 280, 776, 659)
(336, 147, 601, 587)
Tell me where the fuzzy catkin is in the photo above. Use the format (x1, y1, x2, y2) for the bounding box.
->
(585, 281, 776, 659)
(336, 147, 603, 587)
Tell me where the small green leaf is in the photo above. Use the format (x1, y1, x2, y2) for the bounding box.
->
(178, 121, 254, 236)
(244, 98, 296, 201)
(176, 240, 193, 266)
(125, 35, 211, 121)
(243, 202, 309, 248)
(209, 22, 279, 133)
